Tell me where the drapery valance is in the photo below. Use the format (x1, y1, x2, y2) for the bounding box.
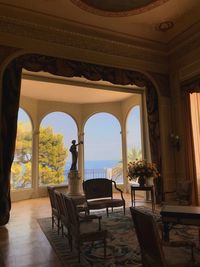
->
(0, 54, 162, 225)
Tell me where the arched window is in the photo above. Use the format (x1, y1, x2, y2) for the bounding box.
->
(84, 112, 123, 184)
(11, 108, 33, 190)
(39, 112, 77, 186)
(126, 105, 143, 163)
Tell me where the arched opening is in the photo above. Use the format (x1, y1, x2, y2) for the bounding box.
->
(11, 108, 33, 190)
(126, 105, 143, 163)
(0, 54, 161, 224)
(84, 112, 122, 184)
(39, 112, 78, 186)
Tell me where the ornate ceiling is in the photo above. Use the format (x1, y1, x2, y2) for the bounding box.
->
(0, 0, 199, 43)
(70, 0, 169, 17)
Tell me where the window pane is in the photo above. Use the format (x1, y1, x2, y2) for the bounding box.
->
(126, 105, 142, 162)
(11, 108, 32, 190)
(39, 112, 77, 186)
(84, 112, 123, 184)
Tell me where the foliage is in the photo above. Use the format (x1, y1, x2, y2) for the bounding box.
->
(112, 147, 142, 182)
(11, 123, 68, 189)
(11, 122, 32, 189)
(127, 159, 160, 181)
(39, 127, 68, 185)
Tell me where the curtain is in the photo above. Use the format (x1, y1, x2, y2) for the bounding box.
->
(190, 93, 200, 204)
(0, 61, 22, 225)
(0, 54, 162, 224)
(181, 76, 200, 205)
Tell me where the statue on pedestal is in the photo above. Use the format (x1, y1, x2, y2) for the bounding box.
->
(68, 140, 83, 196)
(69, 140, 83, 171)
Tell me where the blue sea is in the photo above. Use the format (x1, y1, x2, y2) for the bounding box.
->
(65, 160, 119, 171)
(64, 159, 123, 183)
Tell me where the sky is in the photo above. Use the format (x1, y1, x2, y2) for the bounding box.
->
(18, 107, 142, 161)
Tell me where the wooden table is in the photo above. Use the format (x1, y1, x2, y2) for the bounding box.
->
(160, 205, 200, 241)
(131, 185, 155, 212)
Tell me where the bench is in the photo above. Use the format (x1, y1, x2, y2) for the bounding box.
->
(82, 178, 125, 216)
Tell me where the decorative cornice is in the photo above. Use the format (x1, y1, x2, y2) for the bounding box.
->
(0, 16, 167, 65)
(168, 20, 200, 57)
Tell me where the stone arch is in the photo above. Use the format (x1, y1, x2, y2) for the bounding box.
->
(0, 52, 162, 225)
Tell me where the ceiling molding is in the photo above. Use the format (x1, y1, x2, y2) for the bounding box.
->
(0, 15, 167, 67)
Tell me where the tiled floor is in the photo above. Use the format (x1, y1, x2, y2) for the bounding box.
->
(0, 193, 152, 267)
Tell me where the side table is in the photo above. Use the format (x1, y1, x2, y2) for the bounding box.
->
(131, 185, 155, 212)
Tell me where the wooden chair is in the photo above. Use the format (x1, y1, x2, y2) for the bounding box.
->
(130, 207, 196, 267)
(47, 186, 61, 234)
(83, 178, 125, 216)
(62, 195, 107, 263)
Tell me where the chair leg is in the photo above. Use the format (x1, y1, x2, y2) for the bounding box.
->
(61, 224, 64, 236)
(104, 238, 106, 259)
(77, 242, 81, 263)
(57, 219, 60, 235)
(123, 205, 126, 215)
(69, 234, 73, 251)
(199, 227, 200, 247)
(106, 207, 109, 217)
(52, 215, 54, 229)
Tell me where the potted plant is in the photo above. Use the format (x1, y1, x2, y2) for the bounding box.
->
(127, 159, 160, 187)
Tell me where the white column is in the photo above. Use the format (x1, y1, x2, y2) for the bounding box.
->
(121, 128, 128, 192)
(32, 128, 39, 197)
(78, 131, 84, 192)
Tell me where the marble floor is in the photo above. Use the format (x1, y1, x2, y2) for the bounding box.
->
(0, 193, 153, 267)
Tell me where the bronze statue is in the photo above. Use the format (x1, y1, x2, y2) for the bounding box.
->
(69, 140, 83, 171)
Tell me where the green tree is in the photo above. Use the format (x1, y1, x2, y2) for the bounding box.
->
(112, 147, 142, 182)
(11, 122, 32, 189)
(39, 127, 68, 185)
(11, 123, 68, 189)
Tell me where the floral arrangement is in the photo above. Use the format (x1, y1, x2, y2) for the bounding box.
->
(127, 159, 160, 181)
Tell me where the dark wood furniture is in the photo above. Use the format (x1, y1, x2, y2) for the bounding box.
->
(131, 185, 155, 212)
(130, 207, 196, 267)
(47, 186, 62, 234)
(83, 178, 125, 216)
(62, 195, 107, 263)
(160, 205, 200, 242)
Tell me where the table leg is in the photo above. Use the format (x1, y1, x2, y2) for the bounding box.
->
(133, 190, 136, 207)
(131, 188, 133, 207)
(163, 222, 170, 242)
(151, 188, 155, 212)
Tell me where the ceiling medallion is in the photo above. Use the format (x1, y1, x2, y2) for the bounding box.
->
(70, 0, 170, 17)
(155, 21, 174, 32)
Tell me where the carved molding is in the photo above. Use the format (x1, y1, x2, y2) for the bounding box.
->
(0, 45, 19, 65)
(148, 72, 170, 97)
(0, 16, 166, 65)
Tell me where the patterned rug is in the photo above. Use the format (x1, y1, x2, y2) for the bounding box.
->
(37, 207, 200, 267)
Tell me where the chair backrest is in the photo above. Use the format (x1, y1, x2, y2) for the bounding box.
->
(54, 190, 64, 218)
(130, 207, 166, 267)
(62, 195, 80, 236)
(83, 178, 112, 200)
(176, 180, 192, 204)
(47, 186, 57, 210)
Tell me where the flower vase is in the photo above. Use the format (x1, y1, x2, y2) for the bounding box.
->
(138, 176, 146, 187)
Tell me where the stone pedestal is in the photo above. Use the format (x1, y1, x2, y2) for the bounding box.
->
(67, 170, 82, 196)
